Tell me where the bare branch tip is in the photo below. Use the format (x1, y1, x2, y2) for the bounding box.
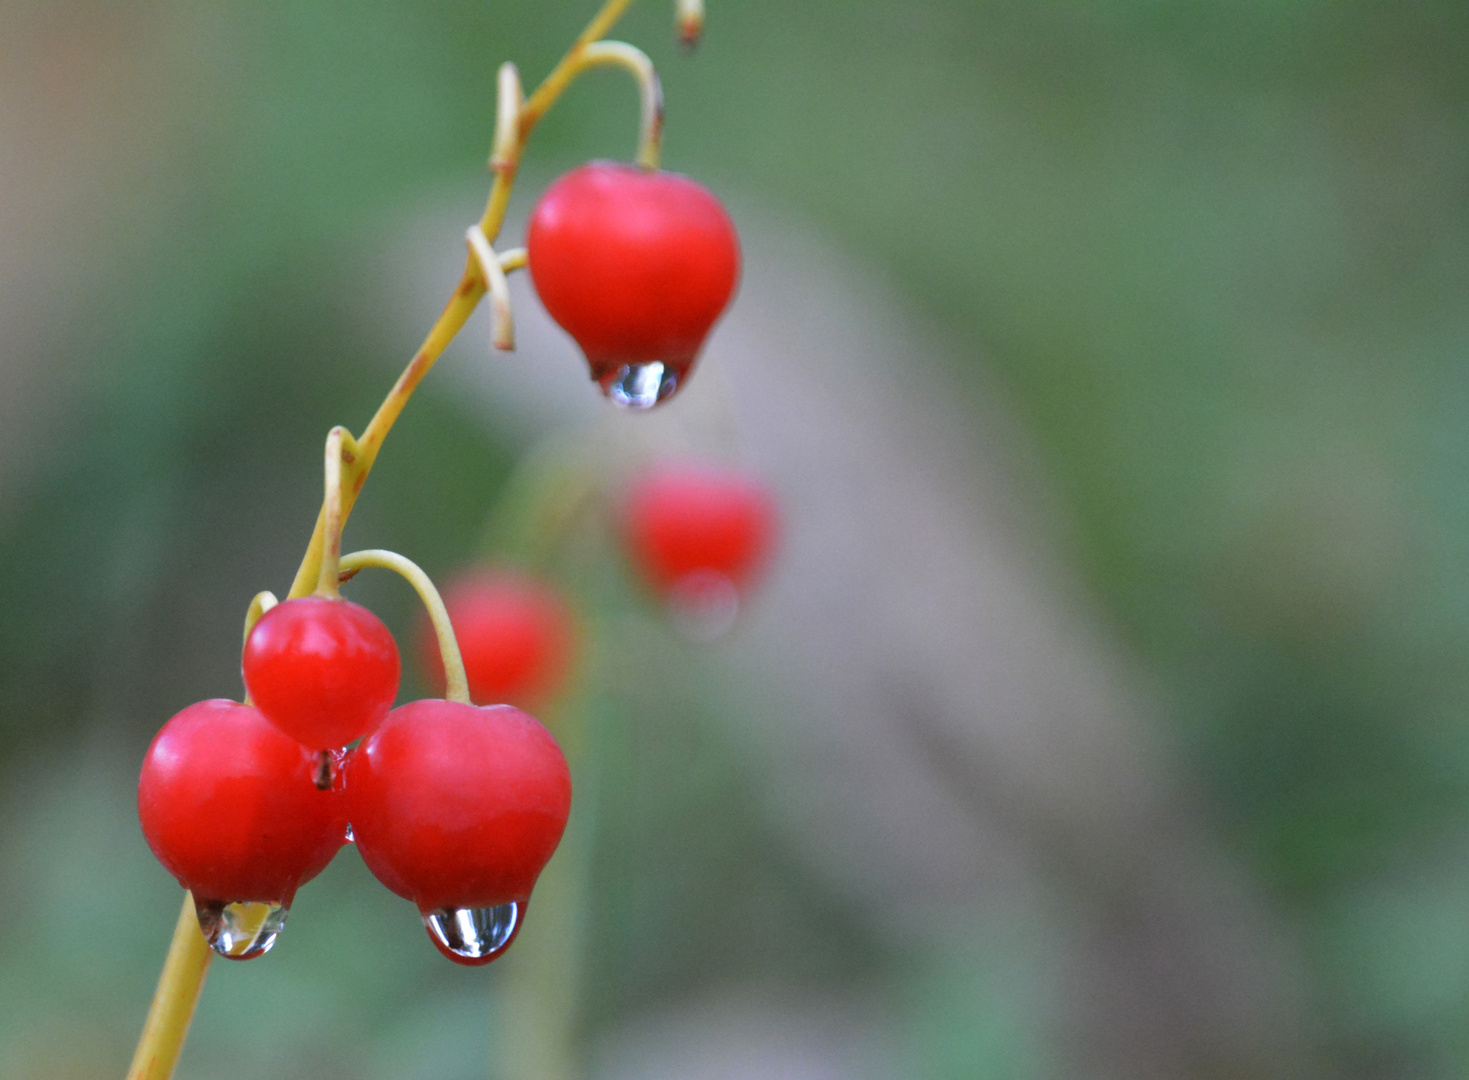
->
(676, 0, 704, 51)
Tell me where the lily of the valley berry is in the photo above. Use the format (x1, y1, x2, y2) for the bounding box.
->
(125, 2, 768, 1078)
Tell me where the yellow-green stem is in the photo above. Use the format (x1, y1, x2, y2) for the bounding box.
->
(125, 893, 213, 1080)
(568, 41, 664, 168)
(243, 591, 278, 643)
(129, 0, 666, 1073)
(338, 548, 470, 704)
(465, 227, 518, 350)
(480, 0, 638, 234)
(286, 277, 484, 600)
(240, 591, 278, 705)
(314, 426, 360, 598)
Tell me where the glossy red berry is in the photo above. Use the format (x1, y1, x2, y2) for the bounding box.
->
(623, 462, 779, 598)
(138, 699, 348, 956)
(417, 569, 576, 711)
(346, 699, 572, 964)
(527, 161, 740, 409)
(242, 595, 401, 749)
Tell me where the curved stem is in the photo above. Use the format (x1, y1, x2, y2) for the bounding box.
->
(520, 0, 641, 128)
(240, 591, 279, 705)
(284, 277, 482, 600)
(466, 226, 518, 351)
(338, 549, 469, 704)
(571, 42, 664, 168)
(479, 0, 642, 239)
(315, 426, 359, 598)
(288, 0, 661, 602)
(490, 62, 525, 176)
(125, 893, 213, 1080)
(130, 1, 670, 1075)
(243, 591, 279, 643)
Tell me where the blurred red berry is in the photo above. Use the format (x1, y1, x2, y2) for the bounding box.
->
(243, 595, 401, 749)
(418, 569, 576, 710)
(527, 161, 740, 409)
(623, 463, 779, 599)
(138, 699, 348, 906)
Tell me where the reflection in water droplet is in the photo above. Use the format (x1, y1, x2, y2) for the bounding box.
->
(603, 362, 677, 409)
(667, 570, 741, 641)
(194, 898, 288, 960)
(422, 901, 522, 965)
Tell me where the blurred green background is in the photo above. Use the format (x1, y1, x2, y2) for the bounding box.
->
(3, 0, 1469, 1077)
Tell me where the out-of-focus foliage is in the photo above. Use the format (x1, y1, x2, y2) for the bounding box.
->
(2, 0, 1469, 1077)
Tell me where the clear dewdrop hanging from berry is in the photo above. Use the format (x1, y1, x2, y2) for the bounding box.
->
(423, 902, 523, 963)
(195, 899, 290, 961)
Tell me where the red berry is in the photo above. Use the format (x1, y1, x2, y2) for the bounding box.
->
(346, 699, 571, 963)
(623, 463, 779, 597)
(417, 569, 575, 710)
(242, 596, 401, 749)
(527, 161, 740, 409)
(138, 699, 347, 908)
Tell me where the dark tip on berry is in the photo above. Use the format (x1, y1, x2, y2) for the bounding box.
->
(314, 750, 333, 790)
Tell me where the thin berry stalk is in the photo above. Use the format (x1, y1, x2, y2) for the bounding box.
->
(126, 0, 667, 1072)
(125, 894, 214, 1080)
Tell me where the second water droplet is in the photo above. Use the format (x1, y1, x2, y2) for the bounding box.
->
(194, 898, 288, 960)
(422, 901, 522, 965)
(667, 570, 741, 641)
(602, 361, 677, 409)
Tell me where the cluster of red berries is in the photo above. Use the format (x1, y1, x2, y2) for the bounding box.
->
(136, 456, 776, 967)
(138, 594, 572, 965)
(127, 13, 792, 1076)
(137, 156, 772, 967)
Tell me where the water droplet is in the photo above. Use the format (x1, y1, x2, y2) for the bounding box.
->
(422, 901, 522, 965)
(194, 898, 288, 960)
(667, 570, 740, 641)
(344, 823, 355, 843)
(602, 362, 677, 409)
